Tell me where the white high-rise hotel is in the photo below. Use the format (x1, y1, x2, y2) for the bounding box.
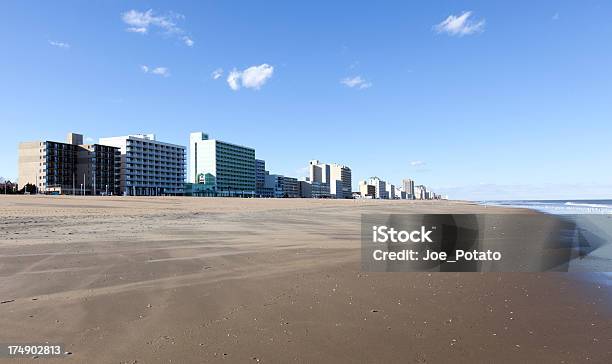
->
(368, 177, 388, 199)
(402, 179, 415, 200)
(308, 160, 352, 199)
(99, 134, 185, 196)
(189, 132, 256, 196)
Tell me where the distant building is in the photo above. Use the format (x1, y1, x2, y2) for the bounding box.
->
(310, 181, 331, 198)
(255, 159, 266, 197)
(77, 143, 121, 196)
(358, 181, 375, 198)
(414, 185, 426, 200)
(309, 160, 352, 199)
(264, 173, 284, 198)
(300, 177, 331, 198)
(298, 180, 312, 198)
(100, 134, 185, 196)
(257, 171, 275, 197)
(282, 176, 299, 198)
(394, 185, 406, 199)
(368, 177, 388, 199)
(19, 132, 120, 195)
(309, 161, 329, 186)
(386, 183, 396, 199)
(402, 179, 415, 200)
(188, 132, 255, 197)
(330, 164, 352, 199)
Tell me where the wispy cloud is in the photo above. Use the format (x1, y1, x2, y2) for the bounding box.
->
(122, 9, 194, 46)
(341, 75, 372, 89)
(182, 36, 194, 47)
(141, 65, 170, 77)
(434, 11, 485, 36)
(552, 13, 560, 21)
(49, 40, 70, 49)
(226, 64, 274, 91)
(211, 68, 223, 80)
(126, 26, 147, 34)
(410, 160, 426, 167)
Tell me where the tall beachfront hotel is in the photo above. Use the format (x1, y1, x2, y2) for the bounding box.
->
(308, 160, 352, 199)
(402, 179, 415, 200)
(99, 134, 185, 196)
(18, 132, 120, 195)
(189, 132, 256, 197)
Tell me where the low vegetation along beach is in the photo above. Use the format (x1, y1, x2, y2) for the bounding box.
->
(0, 196, 611, 363)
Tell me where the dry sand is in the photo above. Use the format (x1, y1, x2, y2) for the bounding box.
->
(0, 196, 610, 363)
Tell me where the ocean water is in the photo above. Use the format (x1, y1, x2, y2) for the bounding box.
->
(481, 199, 612, 215)
(482, 200, 612, 280)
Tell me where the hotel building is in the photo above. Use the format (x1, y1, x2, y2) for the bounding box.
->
(402, 179, 415, 200)
(255, 159, 267, 197)
(99, 134, 185, 196)
(359, 181, 376, 198)
(76, 143, 121, 195)
(386, 183, 396, 199)
(414, 185, 425, 200)
(264, 173, 284, 198)
(393, 185, 406, 199)
(282, 176, 299, 198)
(368, 177, 388, 199)
(298, 180, 312, 198)
(18, 133, 120, 195)
(189, 132, 256, 197)
(308, 160, 352, 199)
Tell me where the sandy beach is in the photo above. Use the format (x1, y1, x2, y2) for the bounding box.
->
(0, 196, 610, 363)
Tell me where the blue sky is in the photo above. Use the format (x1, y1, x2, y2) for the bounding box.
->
(1, 1, 611, 200)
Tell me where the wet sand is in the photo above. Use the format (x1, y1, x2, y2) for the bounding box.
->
(0, 196, 610, 363)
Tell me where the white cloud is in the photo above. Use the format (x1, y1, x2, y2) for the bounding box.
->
(182, 36, 194, 47)
(410, 161, 426, 167)
(241, 64, 274, 89)
(151, 67, 169, 76)
(122, 9, 194, 46)
(126, 27, 147, 34)
(226, 64, 274, 91)
(341, 75, 372, 89)
(141, 65, 169, 77)
(211, 68, 223, 80)
(434, 11, 485, 36)
(227, 69, 241, 90)
(49, 40, 70, 49)
(122, 9, 176, 33)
